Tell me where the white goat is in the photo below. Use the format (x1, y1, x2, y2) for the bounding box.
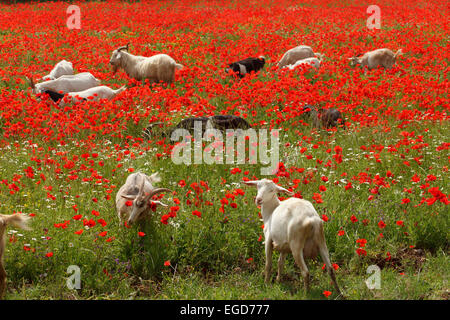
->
(115, 172, 171, 226)
(348, 48, 402, 70)
(243, 179, 342, 295)
(41, 60, 74, 81)
(277, 45, 322, 68)
(283, 57, 321, 70)
(0, 213, 30, 299)
(28, 72, 100, 95)
(58, 85, 127, 106)
(109, 43, 183, 85)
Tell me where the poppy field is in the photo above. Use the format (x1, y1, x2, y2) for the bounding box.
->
(0, 0, 448, 300)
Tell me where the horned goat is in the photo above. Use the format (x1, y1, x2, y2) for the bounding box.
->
(109, 43, 183, 85)
(116, 172, 171, 226)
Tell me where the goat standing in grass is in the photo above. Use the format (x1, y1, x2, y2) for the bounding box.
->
(243, 179, 342, 296)
(109, 43, 183, 85)
(0, 213, 30, 299)
(348, 48, 402, 70)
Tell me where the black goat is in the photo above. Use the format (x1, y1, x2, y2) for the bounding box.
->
(143, 115, 251, 140)
(226, 56, 265, 78)
(302, 105, 346, 129)
(42, 89, 64, 103)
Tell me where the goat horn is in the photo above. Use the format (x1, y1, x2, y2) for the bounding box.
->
(117, 43, 130, 52)
(147, 188, 172, 198)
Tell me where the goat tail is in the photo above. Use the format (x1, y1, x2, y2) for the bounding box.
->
(175, 63, 184, 70)
(394, 49, 403, 58)
(0, 214, 31, 231)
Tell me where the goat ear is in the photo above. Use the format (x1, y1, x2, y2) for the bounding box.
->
(275, 185, 294, 195)
(121, 195, 136, 201)
(242, 180, 259, 186)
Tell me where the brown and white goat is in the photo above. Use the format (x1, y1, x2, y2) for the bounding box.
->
(348, 48, 402, 70)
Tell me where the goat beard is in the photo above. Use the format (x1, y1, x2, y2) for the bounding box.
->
(111, 65, 118, 74)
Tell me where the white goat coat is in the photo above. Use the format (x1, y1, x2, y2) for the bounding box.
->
(33, 72, 100, 94)
(42, 60, 74, 81)
(59, 85, 126, 105)
(277, 45, 316, 68)
(264, 198, 322, 258)
(116, 51, 183, 84)
(284, 57, 321, 70)
(115, 172, 160, 223)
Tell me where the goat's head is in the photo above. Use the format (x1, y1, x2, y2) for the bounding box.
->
(243, 179, 293, 206)
(142, 122, 167, 140)
(109, 43, 129, 74)
(348, 55, 362, 67)
(121, 179, 171, 225)
(258, 56, 266, 65)
(26, 76, 40, 94)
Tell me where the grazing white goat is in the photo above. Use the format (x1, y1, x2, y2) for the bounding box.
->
(41, 60, 74, 81)
(28, 72, 100, 95)
(0, 213, 30, 299)
(109, 43, 183, 85)
(115, 172, 171, 226)
(58, 85, 127, 106)
(283, 57, 321, 70)
(277, 45, 322, 68)
(348, 48, 402, 70)
(243, 179, 342, 295)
